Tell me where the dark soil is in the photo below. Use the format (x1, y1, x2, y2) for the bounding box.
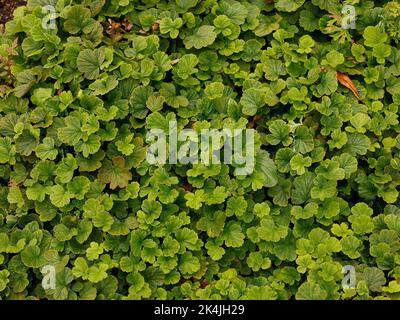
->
(0, 0, 26, 25)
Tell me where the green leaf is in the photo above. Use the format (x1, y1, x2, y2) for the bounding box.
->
(222, 222, 244, 247)
(35, 137, 58, 160)
(311, 176, 337, 200)
(55, 154, 78, 183)
(183, 25, 217, 49)
(160, 17, 183, 39)
(218, 0, 248, 25)
(86, 242, 104, 261)
(363, 26, 388, 47)
(362, 267, 386, 292)
(179, 252, 200, 275)
(205, 240, 225, 261)
(204, 186, 229, 205)
(77, 48, 105, 80)
(247, 252, 271, 271)
(175, 228, 198, 251)
(311, 0, 339, 11)
(15, 127, 39, 156)
(342, 133, 371, 156)
(76, 134, 101, 158)
(72, 257, 89, 279)
(205, 82, 224, 100)
(251, 150, 279, 188)
(93, 211, 114, 232)
(275, 0, 305, 12)
(54, 224, 77, 241)
(296, 281, 328, 300)
(49, 185, 72, 208)
(290, 154, 312, 175)
(21, 245, 45, 268)
(291, 202, 318, 219)
(7, 187, 25, 208)
(0, 137, 15, 164)
(89, 75, 119, 95)
(58, 115, 84, 145)
(26, 183, 47, 202)
(64, 5, 94, 35)
(267, 120, 292, 146)
(67, 176, 91, 200)
(175, 54, 198, 79)
(185, 190, 205, 210)
(324, 50, 344, 68)
(0, 270, 10, 292)
(257, 216, 288, 242)
(341, 235, 362, 259)
(175, 0, 198, 12)
(372, 44, 391, 64)
(88, 264, 108, 283)
(240, 88, 265, 116)
(226, 196, 247, 217)
(314, 70, 338, 97)
(297, 35, 315, 54)
(293, 126, 314, 153)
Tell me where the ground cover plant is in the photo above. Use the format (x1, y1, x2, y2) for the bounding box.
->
(0, 0, 400, 300)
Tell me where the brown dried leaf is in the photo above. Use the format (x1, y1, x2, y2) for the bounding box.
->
(200, 280, 209, 289)
(171, 58, 180, 65)
(247, 115, 262, 129)
(106, 19, 121, 36)
(98, 156, 132, 190)
(152, 20, 160, 31)
(121, 19, 133, 31)
(337, 71, 360, 100)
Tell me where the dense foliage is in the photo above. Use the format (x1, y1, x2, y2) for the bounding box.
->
(0, 0, 400, 300)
